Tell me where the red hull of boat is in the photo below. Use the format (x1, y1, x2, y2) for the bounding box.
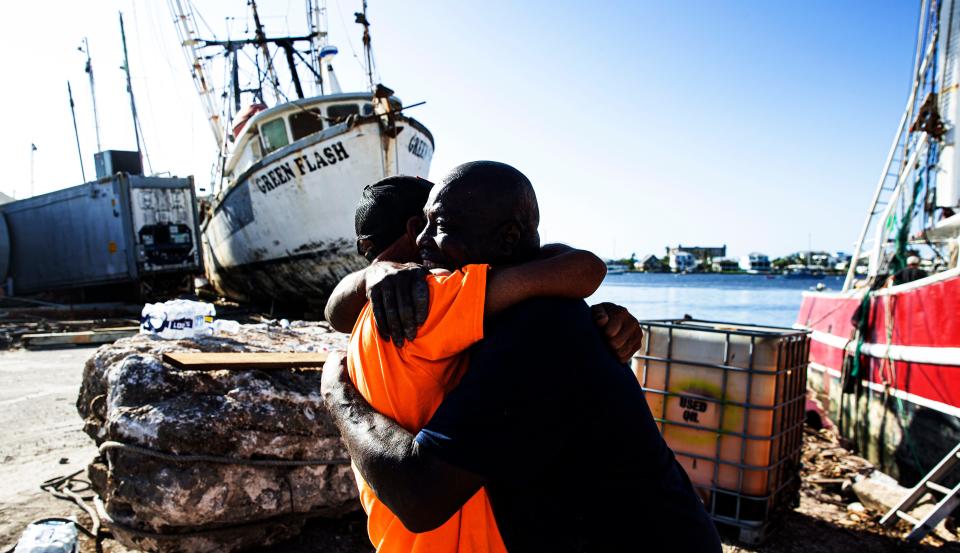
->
(797, 269, 960, 484)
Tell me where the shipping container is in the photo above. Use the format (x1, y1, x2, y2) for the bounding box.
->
(0, 173, 202, 295)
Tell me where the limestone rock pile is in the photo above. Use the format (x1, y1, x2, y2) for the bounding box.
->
(77, 321, 359, 553)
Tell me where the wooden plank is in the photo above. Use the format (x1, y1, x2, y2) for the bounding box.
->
(22, 328, 139, 348)
(162, 351, 330, 371)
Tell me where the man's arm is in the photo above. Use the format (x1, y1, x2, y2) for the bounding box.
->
(340, 246, 642, 360)
(329, 244, 604, 342)
(484, 244, 606, 315)
(324, 269, 370, 333)
(321, 351, 484, 532)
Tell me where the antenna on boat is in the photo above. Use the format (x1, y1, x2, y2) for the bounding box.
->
(119, 12, 146, 173)
(67, 82, 87, 183)
(355, 0, 375, 92)
(78, 38, 102, 153)
(306, 0, 329, 94)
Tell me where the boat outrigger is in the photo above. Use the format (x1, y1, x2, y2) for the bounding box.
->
(171, 0, 433, 308)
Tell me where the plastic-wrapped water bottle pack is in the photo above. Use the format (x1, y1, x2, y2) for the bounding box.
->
(140, 299, 235, 339)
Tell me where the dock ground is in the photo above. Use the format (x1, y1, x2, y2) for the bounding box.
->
(0, 346, 100, 549)
(0, 346, 958, 552)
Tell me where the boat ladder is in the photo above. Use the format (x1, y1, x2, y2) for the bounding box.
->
(842, 0, 939, 292)
(880, 441, 960, 540)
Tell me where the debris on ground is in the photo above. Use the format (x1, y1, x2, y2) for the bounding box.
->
(724, 427, 960, 552)
(0, 309, 140, 350)
(0, 298, 265, 350)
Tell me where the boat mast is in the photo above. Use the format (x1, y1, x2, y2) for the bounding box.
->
(306, 0, 328, 94)
(67, 82, 87, 182)
(249, 0, 282, 101)
(353, 2, 396, 174)
(78, 38, 102, 153)
(169, 0, 226, 150)
(356, 0, 375, 92)
(119, 12, 146, 172)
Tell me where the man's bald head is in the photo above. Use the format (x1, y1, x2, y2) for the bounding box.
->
(417, 161, 541, 270)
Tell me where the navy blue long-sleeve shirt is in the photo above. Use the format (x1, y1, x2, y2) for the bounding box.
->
(416, 298, 722, 552)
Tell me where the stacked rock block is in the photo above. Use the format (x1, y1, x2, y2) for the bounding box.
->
(76, 323, 358, 553)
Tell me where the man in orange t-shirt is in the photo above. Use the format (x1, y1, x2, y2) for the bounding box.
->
(326, 176, 637, 553)
(347, 264, 498, 553)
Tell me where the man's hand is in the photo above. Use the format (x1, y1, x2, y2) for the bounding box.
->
(591, 303, 643, 363)
(366, 262, 430, 346)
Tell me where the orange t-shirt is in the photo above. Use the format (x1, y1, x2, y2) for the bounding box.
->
(346, 264, 506, 553)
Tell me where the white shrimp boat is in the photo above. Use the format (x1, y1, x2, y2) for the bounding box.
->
(171, 1, 433, 306)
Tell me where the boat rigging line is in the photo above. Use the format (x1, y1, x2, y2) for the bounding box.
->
(249, 0, 282, 100)
(78, 38, 102, 153)
(67, 82, 86, 183)
(169, 0, 226, 148)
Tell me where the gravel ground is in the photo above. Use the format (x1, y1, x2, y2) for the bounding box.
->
(2, 343, 959, 552)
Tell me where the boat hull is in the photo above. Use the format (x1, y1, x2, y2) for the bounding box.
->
(797, 269, 960, 485)
(202, 118, 432, 305)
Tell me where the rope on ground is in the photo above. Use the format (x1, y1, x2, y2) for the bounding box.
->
(37, 471, 106, 553)
(99, 440, 352, 466)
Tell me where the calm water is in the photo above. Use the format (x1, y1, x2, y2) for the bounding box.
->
(588, 273, 844, 328)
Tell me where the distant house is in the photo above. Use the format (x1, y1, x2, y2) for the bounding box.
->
(739, 252, 771, 273)
(638, 254, 664, 272)
(665, 244, 727, 266)
(669, 250, 697, 272)
(711, 258, 740, 272)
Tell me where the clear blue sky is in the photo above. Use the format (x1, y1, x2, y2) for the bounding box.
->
(4, 1, 918, 260)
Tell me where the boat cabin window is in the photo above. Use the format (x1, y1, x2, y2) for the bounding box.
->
(327, 103, 360, 123)
(363, 103, 374, 115)
(260, 118, 290, 153)
(289, 109, 324, 141)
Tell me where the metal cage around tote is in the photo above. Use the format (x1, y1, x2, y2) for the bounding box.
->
(633, 318, 810, 544)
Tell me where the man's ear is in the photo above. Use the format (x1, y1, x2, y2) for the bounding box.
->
(406, 215, 426, 239)
(497, 221, 522, 256)
(357, 238, 378, 261)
